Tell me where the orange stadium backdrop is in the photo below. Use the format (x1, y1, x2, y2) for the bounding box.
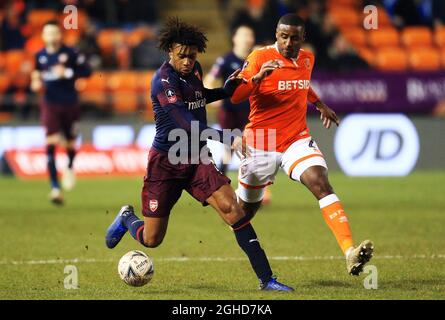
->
(4, 145, 148, 178)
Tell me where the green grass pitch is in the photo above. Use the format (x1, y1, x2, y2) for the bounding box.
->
(0, 171, 444, 300)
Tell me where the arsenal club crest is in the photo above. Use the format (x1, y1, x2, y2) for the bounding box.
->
(149, 199, 158, 212)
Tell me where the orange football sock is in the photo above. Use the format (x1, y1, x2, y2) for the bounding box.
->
(319, 194, 354, 254)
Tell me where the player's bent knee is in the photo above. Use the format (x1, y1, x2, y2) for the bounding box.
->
(218, 198, 234, 215)
(142, 234, 164, 248)
(220, 200, 244, 225)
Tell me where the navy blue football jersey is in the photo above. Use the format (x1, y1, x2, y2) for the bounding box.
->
(35, 44, 91, 105)
(151, 61, 229, 156)
(209, 51, 250, 112)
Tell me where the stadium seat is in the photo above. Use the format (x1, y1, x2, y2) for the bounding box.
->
(137, 71, 155, 114)
(112, 91, 139, 113)
(125, 27, 155, 47)
(434, 27, 445, 48)
(401, 27, 433, 48)
(375, 6, 393, 27)
(108, 71, 139, 91)
(367, 27, 400, 48)
(24, 35, 44, 55)
(4, 50, 33, 74)
(76, 72, 109, 107)
(408, 48, 441, 71)
(328, 9, 361, 28)
(11, 72, 30, 89)
(0, 73, 11, 93)
(342, 28, 367, 47)
(97, 29, 125, 55)
(108, 71, 140, 113)
(375, 47, 408, 71)
(27, 9, 58, 29)
(136, 71, 155, 92)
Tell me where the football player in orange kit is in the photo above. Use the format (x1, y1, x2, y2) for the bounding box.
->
(231, 13, 374, 276)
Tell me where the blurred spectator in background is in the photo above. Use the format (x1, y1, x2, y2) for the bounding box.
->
(82, 0, 110, 25)
(384, 0, 432, 27)
(0, 1, 26, 51)
(116, 0, 158, 26)
(231, 0, 280, 45)
(77, 20, 102, 69)
(432, 0, 445, 28)
(131, 37, 165, 70)
(304, 0, 337, 70)
(24, 0, 65, 10)
(83, 0, 158, 27)
(204, 24, 255, 174)
(325, 35, 369, 72)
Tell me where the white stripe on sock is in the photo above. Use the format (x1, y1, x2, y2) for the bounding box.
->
(319, 194, 340, 209)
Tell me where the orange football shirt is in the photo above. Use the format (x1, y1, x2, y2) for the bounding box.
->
(231, 43, 320, 152)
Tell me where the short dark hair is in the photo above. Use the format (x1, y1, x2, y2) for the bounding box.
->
(43, 20, 60, 28)
(158, 17, 208, 53)
(277, 13, 305, 29)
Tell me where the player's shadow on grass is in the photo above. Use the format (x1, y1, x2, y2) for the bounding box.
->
(187, 284, 250, 292)
(308, 280, 355, 288)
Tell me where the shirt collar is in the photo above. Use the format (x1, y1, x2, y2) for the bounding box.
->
(274, 42, 300, 66)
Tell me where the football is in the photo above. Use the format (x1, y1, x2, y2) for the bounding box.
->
(118, 250, 154, 287)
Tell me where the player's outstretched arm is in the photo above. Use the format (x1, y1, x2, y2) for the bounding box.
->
(231, 60, 281, 104)
(204, 68, 244, 103)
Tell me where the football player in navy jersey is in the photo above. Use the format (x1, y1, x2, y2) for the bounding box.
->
(105, 18, 293, 291)
(204, 25, 254, 174)
(31, 21, 91, 204)
(205, 24, 272, 204)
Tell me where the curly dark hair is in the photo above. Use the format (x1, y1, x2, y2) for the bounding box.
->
(158, 17, 208, 53)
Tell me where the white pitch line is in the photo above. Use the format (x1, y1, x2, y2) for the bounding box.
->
(0, 254, 444, 266)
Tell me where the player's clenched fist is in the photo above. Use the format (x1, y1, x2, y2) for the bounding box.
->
(223, 68, 246, 96)
(253, 59, 283, 84)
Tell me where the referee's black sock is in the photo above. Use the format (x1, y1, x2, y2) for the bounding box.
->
(232, 217, 273, 284)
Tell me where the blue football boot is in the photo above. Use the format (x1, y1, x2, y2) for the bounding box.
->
(105, 205, 134, 249)
(260, 276, 295, 292)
